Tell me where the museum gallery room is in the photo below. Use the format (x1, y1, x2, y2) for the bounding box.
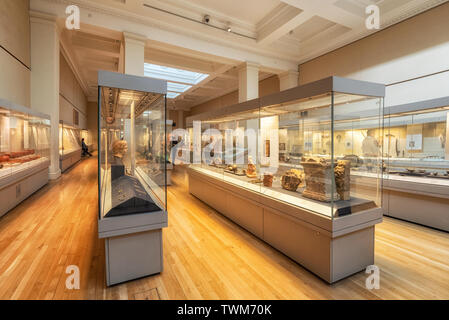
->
(0, 0, 449, 301)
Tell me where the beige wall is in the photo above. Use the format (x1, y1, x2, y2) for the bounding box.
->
(59, 53, 88, 128)
(0, 0, 30, 107)
(299, 2, 449, 107)
(188, 75, 280, 119)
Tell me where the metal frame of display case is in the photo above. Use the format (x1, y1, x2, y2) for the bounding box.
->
(97, 71, 168, 286)
(186, 76, 385, 283)
(381, 96, 449, 231)
(0, 98, 51, 217)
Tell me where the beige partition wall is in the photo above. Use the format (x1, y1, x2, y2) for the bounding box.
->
(0, 0, 31, 107)
(298, 2, 449, 107)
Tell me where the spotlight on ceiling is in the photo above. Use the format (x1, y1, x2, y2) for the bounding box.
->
(203, 15, 210, 24)
(226, 23, 232, 33)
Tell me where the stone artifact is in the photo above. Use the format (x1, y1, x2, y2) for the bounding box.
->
(301, 157, 339, 202)
(112, 140, 128, 158)
(281, 169, 304, 191)
(334, 160, 351, 201)
(263, 173, 274, 187)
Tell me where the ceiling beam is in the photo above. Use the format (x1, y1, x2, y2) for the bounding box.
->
(257, 3, 313, 46)
(281, 0, 363, 29)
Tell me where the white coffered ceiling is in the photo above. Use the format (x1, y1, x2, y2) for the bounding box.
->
(33, 0, 449, 110)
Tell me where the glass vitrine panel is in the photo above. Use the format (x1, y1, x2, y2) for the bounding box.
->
(0, 104, 51, 182)
(59, 121, 81, 157)
(98, 85, 167, 219)
(385, 106, 449, 183)
(187, 82, 384, 219)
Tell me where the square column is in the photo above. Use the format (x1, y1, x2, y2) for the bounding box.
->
(238, 62, 259, 103)
(123, 32, 146, 77)
(279, 70, 299, 91)
(30, 11, 61, 180)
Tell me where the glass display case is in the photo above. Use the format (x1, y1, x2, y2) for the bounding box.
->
(187, 78, 384, 219)
(97, 71, 168, 286)
(98, 73, 167, 219)
(59, 121, 81, 157)
(0, 99, 51, 183)
(381, 97, 449, 232)
(384, 101, 449, 183)
(185, 77, 385, 283)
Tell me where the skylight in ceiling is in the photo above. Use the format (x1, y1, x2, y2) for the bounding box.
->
(144, 63, 209, 85)
(167, 82, 192, 93)
(166, 92, 180, 99)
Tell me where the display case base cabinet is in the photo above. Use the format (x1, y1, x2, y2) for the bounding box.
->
(105, 229, 163, 286)
(188, 169, 379, 283)
(384, 189, 449, 232)
(60, 151, 81, 172)
(0, 167, 49, 218)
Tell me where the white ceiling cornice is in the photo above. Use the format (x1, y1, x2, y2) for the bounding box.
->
(31, 0, 299, 72)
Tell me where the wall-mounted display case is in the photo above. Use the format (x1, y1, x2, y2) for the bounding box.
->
(98, 71, 167, 286)
(382, 97, 449, 231)
(59, 121, 81, 172)
(186, 76, 385, 283)
(0, 98, 51, 217)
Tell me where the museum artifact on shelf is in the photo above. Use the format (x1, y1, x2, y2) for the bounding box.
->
(185, 76, 385, 283)
(0, 98, 51, 217)
(301, 157, 339, 202)
(97, 71, 168, 286)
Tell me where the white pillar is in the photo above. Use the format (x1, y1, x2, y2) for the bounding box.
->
(30, 11, 61, 180)
(238, 62, 259, 103)
(123, 32, 146, 76)
(279, 70, 299, 91)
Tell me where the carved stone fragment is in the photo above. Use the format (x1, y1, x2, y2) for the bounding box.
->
(301, 157, 339, 202)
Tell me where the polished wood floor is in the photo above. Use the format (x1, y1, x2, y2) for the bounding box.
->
(0, 156, 448, 300)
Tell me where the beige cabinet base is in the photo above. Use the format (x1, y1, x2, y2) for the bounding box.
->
(188, 168, 381, 283)
(0, 167, 49, 217)
(60, 150, 81, 172)
(105, 229, 163, 286)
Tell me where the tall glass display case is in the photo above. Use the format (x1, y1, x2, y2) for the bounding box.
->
(382, 97, 449, 231)
(97, 71, 167, 286)
(186, 76, 385, 283)
(0, 98, 51, 217)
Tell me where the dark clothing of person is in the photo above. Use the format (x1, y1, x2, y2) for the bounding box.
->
(82, 141, 92, 157)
